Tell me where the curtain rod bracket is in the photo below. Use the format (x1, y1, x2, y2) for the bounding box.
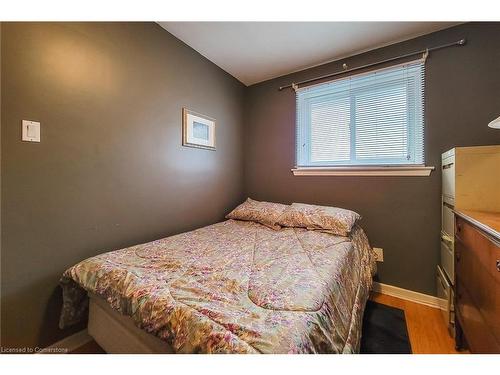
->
(422, 48, 429, 62)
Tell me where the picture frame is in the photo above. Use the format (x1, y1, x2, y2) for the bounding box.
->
(182, 108, 216, 151)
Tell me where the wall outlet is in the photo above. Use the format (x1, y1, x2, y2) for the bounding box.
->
(373, 247, 384, 262)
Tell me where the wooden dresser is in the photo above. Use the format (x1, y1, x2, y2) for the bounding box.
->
(439, 146, 500, 334)
(454, 209, 500, 353)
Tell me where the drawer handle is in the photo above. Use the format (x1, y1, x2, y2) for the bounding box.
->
(443, 201, 454, 209)
(441, 234, 453, 247)
(497, 260, 500, 272)
(443, 163, 454, 170)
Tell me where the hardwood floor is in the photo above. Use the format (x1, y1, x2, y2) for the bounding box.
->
(71, 293, 465, 354)
(70, 339, 105, 354)
(370, 292, 465, 354)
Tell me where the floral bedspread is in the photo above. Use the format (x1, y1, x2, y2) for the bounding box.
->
(60, 219, 376, 353)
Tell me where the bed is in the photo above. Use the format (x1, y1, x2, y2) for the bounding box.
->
(60, 216, 376, 353)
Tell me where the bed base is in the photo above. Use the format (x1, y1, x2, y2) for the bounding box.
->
(88, 294, 173, 354)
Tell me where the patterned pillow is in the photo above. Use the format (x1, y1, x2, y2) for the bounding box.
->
(226, 198, 288, 230)
(276, 203, 360, 236)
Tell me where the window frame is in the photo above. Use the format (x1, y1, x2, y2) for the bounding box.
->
(293, 59, 433, 176)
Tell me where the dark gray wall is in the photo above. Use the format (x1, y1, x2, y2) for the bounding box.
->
(1, 22, 245, 348)
(2, 21, 500, 350)
(243, 22, 500, 295)
(0, 22, 2, 346)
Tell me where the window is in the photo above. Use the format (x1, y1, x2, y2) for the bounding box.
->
(296, 60, 425, 169)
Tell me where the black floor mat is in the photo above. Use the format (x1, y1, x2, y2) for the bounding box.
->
(360, 300, 412, 354)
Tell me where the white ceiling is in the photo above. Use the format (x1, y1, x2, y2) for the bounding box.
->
(159, 22, 460, 86)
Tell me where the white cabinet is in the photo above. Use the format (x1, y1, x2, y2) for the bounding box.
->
(441, 149, 456, 284)
(440, 145, 500, 334)
(441, 145, 500, 283)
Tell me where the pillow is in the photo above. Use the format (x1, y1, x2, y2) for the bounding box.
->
(276, 203, 360, 236)
(226, 198, 288, 230)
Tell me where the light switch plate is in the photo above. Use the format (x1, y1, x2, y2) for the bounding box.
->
(22, 120, 41, 142)
(373, 247, 384, 262)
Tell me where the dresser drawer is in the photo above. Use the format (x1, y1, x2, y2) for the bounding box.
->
(455, 219, 500, 353)
(455, 216, 475, 247)
(455, 217, 500, 279)
(436, 266, 452, 326)
(455, 279, 500, 353)
(442, 202, 455, 238)
(442, 155, 455, 201)
(440, 238, 454, 282)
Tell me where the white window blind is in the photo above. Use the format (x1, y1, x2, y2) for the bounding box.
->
(296, 60, 425, 167)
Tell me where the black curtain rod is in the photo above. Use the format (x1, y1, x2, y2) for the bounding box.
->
(278, 38, 466, 91)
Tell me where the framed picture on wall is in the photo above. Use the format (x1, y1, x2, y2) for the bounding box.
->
(182, 108, 216, 150)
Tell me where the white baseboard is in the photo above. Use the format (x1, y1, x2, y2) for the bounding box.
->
(372, 282, 448, 310)
(39, 329, 92, 354)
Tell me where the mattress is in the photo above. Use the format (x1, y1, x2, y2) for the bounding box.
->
(60, 219, 376, 353)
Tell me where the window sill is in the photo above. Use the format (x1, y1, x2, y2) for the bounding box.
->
(291, 166, 435, 176)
